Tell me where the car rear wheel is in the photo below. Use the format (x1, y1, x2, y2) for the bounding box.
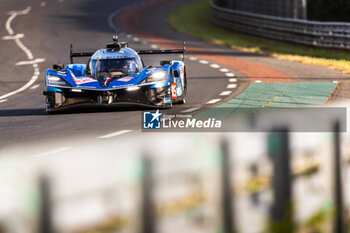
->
(175, 66, 187, 105)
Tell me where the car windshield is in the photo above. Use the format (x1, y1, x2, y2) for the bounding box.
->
(91, 58, 139, 79)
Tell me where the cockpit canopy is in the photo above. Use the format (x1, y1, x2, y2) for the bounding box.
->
(90, 57, 142, 79)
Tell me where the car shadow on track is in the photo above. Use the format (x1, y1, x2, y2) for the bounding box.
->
(0, 106, 160, 117)
(0, 108, 47, 117)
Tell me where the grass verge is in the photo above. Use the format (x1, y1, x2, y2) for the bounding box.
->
(168, 0, 350, 74)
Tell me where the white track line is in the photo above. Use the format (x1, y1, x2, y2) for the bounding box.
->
(189, 56, 198, 61)
(255, 80, 262, 83)
(0, 65, 41, 100)
(150, 44, 158, 49)
(181, 107, 201, 113)
(133, 37, 140, 42)
(210, 64, 220, 68)
(40, 2, 47, 7)
(35, 147, 72, 157)
(97, 130, 132, 139)
(108, 9, 120, 32)
(220, 91, 232, 96)
(333, 81, 338, 83)
(0, 7, 44, 101)
(219, 68, 229, 73)
(5, 15, 17, 35)
(227, 84, 237, 89)
(30, 84, 40, 90)
(229, 78, 237, 82)
(6, 7, 31, 35)
(16, 58, 46, 66)
(2, 33, 24, 40)
(199, 60, 209, 64)
(0, 99, 8, 103)
(225, 73, 235, 77)
(14, 39, 33, 59)
(206, 99, 221, 104)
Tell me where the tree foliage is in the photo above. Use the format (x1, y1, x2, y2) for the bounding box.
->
(308, 0, 350, 22)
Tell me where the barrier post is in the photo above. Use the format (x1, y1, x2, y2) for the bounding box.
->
(333, 122, 345, 233)
(39, 175, 52, 233)
(141, 156, 156, 233)
(268, 128, 293, 233)
(221, 139, 235, 233)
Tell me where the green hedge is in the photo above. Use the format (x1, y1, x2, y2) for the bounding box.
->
(308, 0, 350, 22)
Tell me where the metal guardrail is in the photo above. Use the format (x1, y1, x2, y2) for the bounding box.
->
(211, 0, 350, 50)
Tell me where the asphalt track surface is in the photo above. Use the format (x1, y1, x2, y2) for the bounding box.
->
(0, 0, 348, 149)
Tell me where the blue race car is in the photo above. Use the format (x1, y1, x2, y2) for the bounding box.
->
(43, 36, 187, 113)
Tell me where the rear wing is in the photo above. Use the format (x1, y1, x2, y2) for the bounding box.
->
(70, 45, 94, 64)
(69, 41, 186, 64)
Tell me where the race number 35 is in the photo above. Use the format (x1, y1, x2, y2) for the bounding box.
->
(171, 83, 177, 99)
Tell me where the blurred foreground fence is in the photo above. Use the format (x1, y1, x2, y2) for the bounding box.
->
(211, 0, 350, 50)
(0, 127, 349, 233)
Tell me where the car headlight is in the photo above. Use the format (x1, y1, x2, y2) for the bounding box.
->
(146, 71, 167, 83)
(46, 75, 71, 87)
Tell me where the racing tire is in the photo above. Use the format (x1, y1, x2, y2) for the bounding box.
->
(45, 104, 58, 114)
(163, 102, 173, 109)
(175, 66, 187, 105)
(45, 91, 62, 114)
(45, 93, 55, 114)
(177, 99, 186, 104)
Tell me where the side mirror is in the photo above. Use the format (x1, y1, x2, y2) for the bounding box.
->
(53, 64, 65, 70)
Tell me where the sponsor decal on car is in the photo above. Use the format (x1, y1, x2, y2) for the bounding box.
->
(70, 71, 96, 84)
(74, 77, 96, 84)
(171, 83, 177, 99)
(180, 66, 184, 76)
(119, 77, 134, 82)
